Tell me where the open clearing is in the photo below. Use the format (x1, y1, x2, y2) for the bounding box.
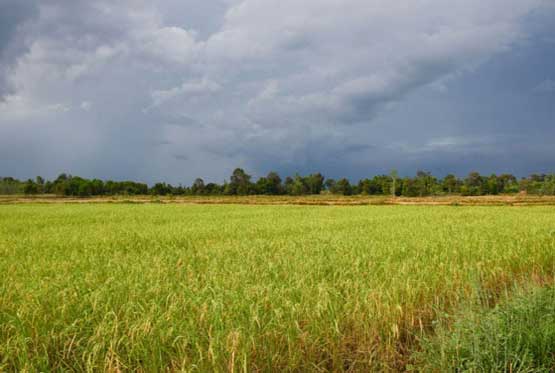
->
(1, 204, 554, 371)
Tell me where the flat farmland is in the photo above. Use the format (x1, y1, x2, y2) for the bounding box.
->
(1, 204, 554, 371)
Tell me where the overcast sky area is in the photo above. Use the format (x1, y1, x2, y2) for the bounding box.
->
(1, 0, 554, 184)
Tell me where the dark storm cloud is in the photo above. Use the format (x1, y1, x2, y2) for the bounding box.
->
(0, 0, 38, 98)
(0, 0, 554, 184)
(0, 1, 34, 52)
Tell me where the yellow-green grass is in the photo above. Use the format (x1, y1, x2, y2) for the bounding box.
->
(0, 204, 554, 371)
(4, 194, 555, 206)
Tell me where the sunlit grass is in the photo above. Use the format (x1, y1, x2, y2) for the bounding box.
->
(0, 204, 554, 371)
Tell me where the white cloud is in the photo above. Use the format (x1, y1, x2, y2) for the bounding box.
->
(136, 26, 197, 65)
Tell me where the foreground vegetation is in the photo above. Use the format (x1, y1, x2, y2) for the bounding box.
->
(1, 204, 554, 371)
(414, 285, 555, 372)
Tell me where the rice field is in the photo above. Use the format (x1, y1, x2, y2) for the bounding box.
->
(1, 204, 554, 371)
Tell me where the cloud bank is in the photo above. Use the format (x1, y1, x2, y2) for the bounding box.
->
(0, 0, 554, 182)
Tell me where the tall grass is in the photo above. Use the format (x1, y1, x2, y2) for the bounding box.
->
(413, 285, 555, 372)
(0, 204, 554, 371)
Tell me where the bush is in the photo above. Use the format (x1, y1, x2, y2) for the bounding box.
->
(413, 286, 555, 372)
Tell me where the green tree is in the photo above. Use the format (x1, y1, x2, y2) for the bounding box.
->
(24, 179, 39, 195)
(77, 181, 93, 197)
(542, 174, 555, 195)
(486, 174, 499, 195)
(498, 174, 518, 194)
(191, 178, 206, 195)
(205, 183, 223, 195)
(401, 177, 418, 197)
(442, 174, 459, 194)
(265, 172, 283, 195)
(35, 176, 45, 193)
(257, 172, 283, 195)
(415, 170, 436, 197)
(371, 175, 392, 195)
(390, 169, 398, 197)
(465, 172, 484, 196)
(90, 179, 105, 195)
(0, 177, 24, 194)
(228, 168, 252, 195)
(289, 175, 308, 195)
(324, 178, 336, 193)
(305, 173, 325, 195)
(335, 178, 352, 195)
(151, 183, 172, 196)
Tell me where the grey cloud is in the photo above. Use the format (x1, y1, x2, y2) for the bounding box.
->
(534, 79, 555, 93)
(344, 144, 377, 154)
(0, 0, 38, 98)
(172, 154, 188, 161)
(0, 0, 36, 55)
(0, 0, 554, 183)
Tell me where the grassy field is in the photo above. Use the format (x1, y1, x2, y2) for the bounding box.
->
(0, 204, 554, 371)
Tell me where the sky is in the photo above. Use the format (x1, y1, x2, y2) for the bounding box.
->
(1, 0, 554, 184)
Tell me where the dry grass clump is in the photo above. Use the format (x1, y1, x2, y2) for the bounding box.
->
(3, 193, 555, 206)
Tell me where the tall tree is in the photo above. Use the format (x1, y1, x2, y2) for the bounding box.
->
(465, 171, 484, 196)
(415, 170, 435, 197)
(288, 174, 309, 196)
(335, 178, 352, 196)
(442, 174, 458, 194)
(486, 174, 499, 195)
(305, 173, 325, 194)
(228, 168, 252, 195)
(23, 179, 39, 195)
(191, 178, 206, 195)
(260, 171, 283, 195)
(390, 169, 398, 197)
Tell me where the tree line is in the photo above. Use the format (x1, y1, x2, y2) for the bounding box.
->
(2, 169, 555, 197)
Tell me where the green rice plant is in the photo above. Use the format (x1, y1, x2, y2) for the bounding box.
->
(412, 285, 555, 372)
(0, 204, 553, 371)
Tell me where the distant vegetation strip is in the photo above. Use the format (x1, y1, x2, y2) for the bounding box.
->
(4, 194, 555, 206)
(2, 168, 555, 197)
